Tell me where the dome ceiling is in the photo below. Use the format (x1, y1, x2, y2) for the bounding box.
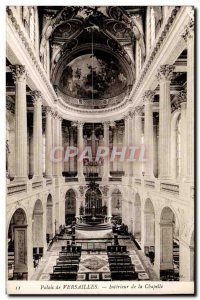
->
(39, 6, 146, 109)
(59, 51, 128, 100)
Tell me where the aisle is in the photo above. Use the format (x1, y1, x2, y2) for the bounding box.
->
(30, 235, 158, 281)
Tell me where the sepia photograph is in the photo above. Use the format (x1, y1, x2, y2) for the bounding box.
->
(5, 4, 195, 295)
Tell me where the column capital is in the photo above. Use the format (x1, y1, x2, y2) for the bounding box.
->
(156, 65, 175, 82)
(143, 90, 155, 104)
(123, 114, 129, 121)
(128, 109, 135, 118)
(103, 121, 110, 128)
(100, 185, 109, 196)
(71, 121, 78, 127)
(44, 106, 53, 116)
(10, 65, 27, 83)
(134, 105, 144, 116)
(57, 114, 63, 122)
(51, 111, 57, 119)
(52, 111, 62, 121)
(77, 121, 84, 129)
(182, 17, 194, 42)
(30, 90, 42, 105)
(171, 90, 187, 112)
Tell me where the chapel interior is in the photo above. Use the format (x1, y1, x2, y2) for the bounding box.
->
(6, 6, 194, 282)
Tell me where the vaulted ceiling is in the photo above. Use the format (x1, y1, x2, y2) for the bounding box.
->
(37, 6, 147, 108)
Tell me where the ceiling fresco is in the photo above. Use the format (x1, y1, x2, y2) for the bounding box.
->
(59, 51, 128, 100)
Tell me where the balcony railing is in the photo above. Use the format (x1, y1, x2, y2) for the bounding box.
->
(7, 183, 27, 195)
(32, 181, 43, 189)
(109, 177, 122, 182)
(46, 178, 52, 185)
(135, 178, 141, 185)
(145, 180, 155, 188)
(65, 177, 78, 182)
(160, 183, 179, 194)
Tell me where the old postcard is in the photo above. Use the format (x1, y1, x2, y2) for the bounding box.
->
(6, 5, 195, 295)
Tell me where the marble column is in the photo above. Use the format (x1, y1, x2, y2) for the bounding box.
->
(143, 90, 155, 178)
(153, 217, 161, 278)
(144, 212, 155, 247)
(123, 115, 129, 176)
(107, 196, 112, 220)
(52, 112, 56, 176)
(179, 92, 187, 178)
(77, 121, 84, 178)
(182, 18, 194, 182)
(112, 126, 117, 172)
(58, 115, 63, 176)
(103, 121, 110, 178)
(10, 65, 28, 181)
(153, 120, 158, 178)
(45, 106, 53, 177)
(75, 198, 80, 218)
(69, 127, 75, 173)
(134, 202, 141, 238)
(63, 128, 69, 173)
(156, 64, 175, 180)
(127, 111, 133, 176)
(133, 106, 143, 177)
(52, 112, 62, 177)
(31, 91, 43, 180)
(131, 113, 136, 176)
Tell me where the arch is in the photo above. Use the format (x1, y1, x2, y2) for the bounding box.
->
(32, 199, 44, 257)
(144, 198, 155, 213)
(159, 204, 180, 231)
(109, 185, 124, 199)
(134, 193, 141, 240)
(47, 193, 53, 205)
(111, 188, 122, 221)
(144, 198, 155, 258)
(160, 206, 180, 280)
(33, 199, 43, 213)
(171, 110, 181, 179)
(65, 187, 79, 198)
(135, 192, 141, 205)
(85, 187, 102, 209)
(65, 189, 76, 225)
(46, 194, 53, 241)
(160, 206, 175, 223)
(7, 208, 28, 280)
(7, 204, 29, 233)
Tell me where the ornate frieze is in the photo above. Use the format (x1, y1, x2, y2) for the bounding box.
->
(182, 17, 194, 42)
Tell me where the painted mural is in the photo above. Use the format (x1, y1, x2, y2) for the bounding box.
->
(60, 51, 127, 99)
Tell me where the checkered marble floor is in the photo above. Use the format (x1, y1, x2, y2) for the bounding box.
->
(30, 236, 158, 281)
